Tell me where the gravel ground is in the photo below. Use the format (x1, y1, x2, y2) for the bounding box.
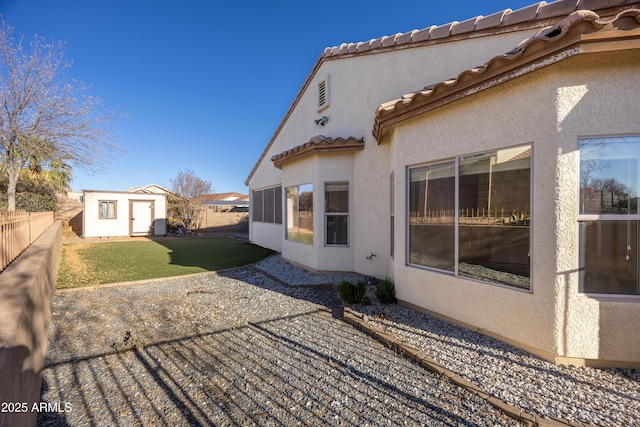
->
(255, 256, 640, 426)
(37, 254, 639, 426)
(38, 256, 520, 426)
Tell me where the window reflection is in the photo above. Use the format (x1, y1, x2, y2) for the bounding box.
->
(408, 145, 531, 290)
(287, 184, 313, 244)
(580, 137, 640, 215)
(578, 136, 640, 295)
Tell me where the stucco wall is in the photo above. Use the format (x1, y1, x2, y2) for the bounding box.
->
(553, 51, 640, 364)
(389, 50, 640, 365)
(279, 152, 356, 271)
(83, 191, 167, 238)
(248, 29, 536, 270)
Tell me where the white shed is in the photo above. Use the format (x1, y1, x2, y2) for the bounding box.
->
(83, 190, 167, 238)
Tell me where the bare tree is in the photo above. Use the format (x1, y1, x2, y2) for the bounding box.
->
(0, 19, 118, 210)
(169, 169, 212, 233)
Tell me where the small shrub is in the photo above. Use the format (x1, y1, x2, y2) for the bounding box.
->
(338, 280, 367, 305)
(375, 277, 397, 304)
(0, 192, 57, 212)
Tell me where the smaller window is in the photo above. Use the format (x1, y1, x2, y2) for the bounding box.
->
(99, 201, 117, 219)
(325, 182, 348, 246)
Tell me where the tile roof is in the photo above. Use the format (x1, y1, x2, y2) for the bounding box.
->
(245, 0, 640, 185)
(321, 0, 637, 59)
(271, 136, 365, 169)
(373, 7, 640, 141)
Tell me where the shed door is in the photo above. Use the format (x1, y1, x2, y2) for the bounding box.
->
(130, 200, 154, 236)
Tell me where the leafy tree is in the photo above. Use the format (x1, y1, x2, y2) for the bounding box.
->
(169, 169, 212, 233)
(19, 155, 73, 193)
(0, 19, 118, 210)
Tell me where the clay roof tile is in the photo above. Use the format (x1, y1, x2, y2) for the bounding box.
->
(372, 8, 640, 142)
(430, 21, 458, 39)
(271, 136, 365, 168)
(501, 2, 547, 27)
(369, 36, 384, 50)
(537, 0, 579, 20)
(476, 9, 512, 30)
(396, 30, 417, 45)
(411, 26, 436, 43)
(452, 16, 483, 35)
(578, 0, 628, 10)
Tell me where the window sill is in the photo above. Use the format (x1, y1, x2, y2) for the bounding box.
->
(577, 293, 640, 303)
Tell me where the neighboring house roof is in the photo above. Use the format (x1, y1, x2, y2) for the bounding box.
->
(244, 0, 640, 186)
(128, 184, 177, 196)
(372, 8, 640, 141)
(271, 135, 365, 169)
(192, 192, 250, 205)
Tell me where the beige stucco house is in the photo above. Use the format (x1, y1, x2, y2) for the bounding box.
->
(246, 0, 640, 367)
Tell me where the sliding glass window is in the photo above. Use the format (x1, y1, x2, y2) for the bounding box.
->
(408, 144, 531, 290)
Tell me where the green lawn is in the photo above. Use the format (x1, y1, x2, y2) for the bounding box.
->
(57, 237, 275, 289)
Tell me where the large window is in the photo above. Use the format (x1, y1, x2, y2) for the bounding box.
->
(286, 183, 313, 244)
(325, 182, 348, 246)
(579, 136, 640, 295)
(99, 200, 117, 219)
(409, 144, 531, 290)
(252, 186, 282, 224)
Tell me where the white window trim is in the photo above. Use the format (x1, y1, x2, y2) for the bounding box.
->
(99, 200, 117, 220)
(324, 181, 349, 247)
(286, 183, 314, 245)
(576, 134, 640, 299)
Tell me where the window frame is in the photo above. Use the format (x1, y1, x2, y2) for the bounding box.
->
(324, 181, 349, 247)
(252, 186, 282, 225)
(99, 200, 117, 220)
(390, 170, 395, 258)
(406, 143, 533, 292)
(577, 135, 640, 298)
(286, 183, 314, 245)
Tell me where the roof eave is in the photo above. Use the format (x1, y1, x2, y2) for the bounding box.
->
(271, 136, 365, 169)
(373, 10, 640, 142)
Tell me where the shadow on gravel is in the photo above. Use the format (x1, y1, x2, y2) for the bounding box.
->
(38, 310, 513, 426)
(38, 265, 520, 426)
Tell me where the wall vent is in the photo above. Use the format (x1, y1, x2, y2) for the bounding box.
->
(317, 76, 329, 112)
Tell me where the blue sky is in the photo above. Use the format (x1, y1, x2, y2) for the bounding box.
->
(1, 0, 536, 194)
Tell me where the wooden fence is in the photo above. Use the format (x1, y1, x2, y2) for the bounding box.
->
(0, 211, 54, 272)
